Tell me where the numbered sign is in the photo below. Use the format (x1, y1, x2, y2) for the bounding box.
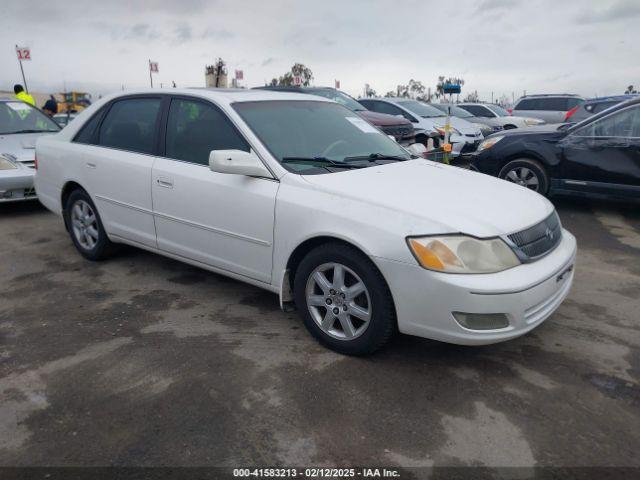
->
(335, 80, 340, 89)
(149, 61, 159, 73)
(235, 70, 244, 80)
(293, 75, 302, 86)
(16, 47, 31, 61)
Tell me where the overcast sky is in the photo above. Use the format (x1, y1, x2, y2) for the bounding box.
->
(1, 0, 639, 101)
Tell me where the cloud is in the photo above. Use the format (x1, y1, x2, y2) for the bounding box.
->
(201, 27, 235, 40)
(476, 0, 519, 12)
(174, 24, 193, 43)
(576, 0, 640, 24)
(261, 58, 277, 67)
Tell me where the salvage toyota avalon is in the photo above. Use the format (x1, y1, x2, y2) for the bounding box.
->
(35, 89, 577, 355)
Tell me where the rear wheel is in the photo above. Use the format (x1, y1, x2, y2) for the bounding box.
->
(498, 158, 549, 195)
(64, 189, 116, 260)
(293, 243, 395, 355)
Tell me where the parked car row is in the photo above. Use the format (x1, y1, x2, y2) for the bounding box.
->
(0, 98, 60, 202)
(33, 88, 578, 355)
(470, 96, 640, 201)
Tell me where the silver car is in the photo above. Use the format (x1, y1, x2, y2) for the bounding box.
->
(511, 94, 585, 123)
(0, 98, 60, 202)
(458, 103, 546, 129)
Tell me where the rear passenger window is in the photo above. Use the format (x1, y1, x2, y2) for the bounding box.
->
(537, 98, 569, 111)
(98, 98, 161, 154)
(74, 110, 103, 144)
(514, 99, 536, 110)
(165, 98, 249, 166)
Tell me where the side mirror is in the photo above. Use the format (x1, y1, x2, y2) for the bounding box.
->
(209, 150, 272, 178)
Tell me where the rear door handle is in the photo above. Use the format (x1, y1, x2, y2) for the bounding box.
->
(156, 177, 173, 188)
(86, 162, 96, 169)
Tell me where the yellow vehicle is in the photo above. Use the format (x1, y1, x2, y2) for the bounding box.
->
(58, 91, 92, 113)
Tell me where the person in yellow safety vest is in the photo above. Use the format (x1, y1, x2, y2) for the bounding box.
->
(14, 84, 35, 107)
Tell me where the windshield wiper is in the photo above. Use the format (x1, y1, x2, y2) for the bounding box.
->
(344, 153, 412, 163)
(4, 129, 56, 134)
(281, 157, 366, 169)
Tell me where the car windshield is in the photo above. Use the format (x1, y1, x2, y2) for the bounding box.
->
(486, 104, 510, 117)
(396, 100, 444, 118)
(431, 104, 473, 118)
(310, 90, 366, 112)
(0, 102, 61, 134)
(233, 100, 412, 173)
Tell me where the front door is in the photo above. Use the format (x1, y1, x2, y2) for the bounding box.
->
(151, 96, 278, 283)
(559, 104, 640, 197)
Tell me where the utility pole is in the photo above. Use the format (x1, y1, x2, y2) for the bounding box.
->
(149, 59, 153, 88)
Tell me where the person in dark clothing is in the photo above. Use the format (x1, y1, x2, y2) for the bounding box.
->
(43, 96, 58, 117)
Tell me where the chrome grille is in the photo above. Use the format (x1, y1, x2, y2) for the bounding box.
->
(508, 211, 562, 260)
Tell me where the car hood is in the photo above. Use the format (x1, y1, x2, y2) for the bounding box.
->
(357, 110, 412, 127)
(466, 117, 503, 127)
(431, 116, 482, 135)
(301, 160, 553, 237)
(488, 124, 567, 139)
(0, 132, 57, 162)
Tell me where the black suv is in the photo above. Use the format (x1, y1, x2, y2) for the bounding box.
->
(470, 97, 640, 200)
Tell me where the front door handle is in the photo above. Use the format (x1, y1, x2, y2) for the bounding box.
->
(86, 162, 96, 169)
(156, 177, 173, 188)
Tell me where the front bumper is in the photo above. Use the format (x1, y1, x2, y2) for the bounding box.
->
(0, 168, 36, 202)
(375, 229, 577, 345)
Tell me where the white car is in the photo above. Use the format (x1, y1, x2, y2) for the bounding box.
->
(458, 103, 546, 129)
(358, 97, 484, 156)
(0, 98, 60, 202)
(35, 89, 577, 355)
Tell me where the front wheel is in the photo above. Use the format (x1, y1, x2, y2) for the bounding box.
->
(293, 243, 396, 355)
(498, 158, 549, 195)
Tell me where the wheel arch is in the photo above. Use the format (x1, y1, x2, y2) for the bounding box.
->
(60, 180, 88, 231)
(279, 235, 393, 309)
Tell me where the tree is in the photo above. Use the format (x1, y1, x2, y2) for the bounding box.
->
(625, 85, 638, 94)
(269, 63, 313, 87)
(408, 79, 426, 99)
(384, 91, 396, 98)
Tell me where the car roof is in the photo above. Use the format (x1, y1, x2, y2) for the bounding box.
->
(519, 94, 583, 98)
(97, 87, 334, 106)
(584, 94, 640, 104)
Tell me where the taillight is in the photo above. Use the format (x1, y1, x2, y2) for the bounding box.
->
(507, 108, 513, 114)
(34, 153, 38, 170)
(564, 105, 580, 122)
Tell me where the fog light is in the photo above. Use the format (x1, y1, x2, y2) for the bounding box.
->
(453, 312, 509, 330)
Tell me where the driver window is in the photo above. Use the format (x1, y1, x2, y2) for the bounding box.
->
(580, 107, 640, 138)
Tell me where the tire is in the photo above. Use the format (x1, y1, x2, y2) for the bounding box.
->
(63, 189, 116, 261)
(293, 243, 396, 355)
(498, 158, 549, 195)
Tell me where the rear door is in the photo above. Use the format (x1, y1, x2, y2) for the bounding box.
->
(80, 96, 162, 247)
(559, 104, 640, 197)
(151, 96, 278, 283)
(514, 98, 572, 123)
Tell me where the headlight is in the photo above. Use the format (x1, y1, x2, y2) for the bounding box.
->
(477, 135, 504, 152)
(407, 235, 520, 274)
(435, 126, 461, 136)
(525, 118, 544, 126)
(0, 156, 18, 170)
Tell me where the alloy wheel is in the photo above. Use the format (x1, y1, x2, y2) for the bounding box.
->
(505, 167, 540, 191)
(305, 262, 372, 340)
(70, 199, 99, 250)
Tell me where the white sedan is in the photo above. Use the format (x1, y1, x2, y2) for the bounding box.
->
(35, 89, 576, 355)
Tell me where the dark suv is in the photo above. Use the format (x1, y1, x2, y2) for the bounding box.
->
(255, 86, 416, 145)
(470, 97, 640, 201)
